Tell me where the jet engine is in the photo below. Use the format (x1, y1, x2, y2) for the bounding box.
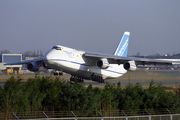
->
(27, 62, 39, 72)
(123, 61, 137, 71)
(96, 58, 109, 69)
(41, 61, 51, 69)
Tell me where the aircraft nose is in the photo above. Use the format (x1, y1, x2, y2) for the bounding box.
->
(43, 51, 54, 64)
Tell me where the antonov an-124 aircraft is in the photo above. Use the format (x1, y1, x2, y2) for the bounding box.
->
(5, 32, 178, 83)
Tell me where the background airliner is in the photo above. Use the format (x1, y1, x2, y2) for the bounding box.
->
(5, 32, 178, 83)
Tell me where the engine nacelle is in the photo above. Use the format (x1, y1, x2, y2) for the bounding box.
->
(123, 61, 137, 71)
(41, 61, 51, 69)
(96, 58, 109, 69)
(27, 62, 39, 72)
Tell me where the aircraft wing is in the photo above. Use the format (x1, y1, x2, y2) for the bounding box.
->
(84, 52, 178, 66)
(4, 58, 43, 65)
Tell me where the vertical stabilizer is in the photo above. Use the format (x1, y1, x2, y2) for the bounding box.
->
(114, 32, 130, 57)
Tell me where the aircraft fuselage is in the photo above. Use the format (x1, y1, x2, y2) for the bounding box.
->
(43, 45, 127, 80)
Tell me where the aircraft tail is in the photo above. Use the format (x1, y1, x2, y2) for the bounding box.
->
(113, 31, 130, 57)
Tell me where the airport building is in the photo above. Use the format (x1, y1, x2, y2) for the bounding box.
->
(0, 54, 22, 74)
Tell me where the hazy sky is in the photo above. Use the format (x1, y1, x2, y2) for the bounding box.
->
(0, 0, 180, 56)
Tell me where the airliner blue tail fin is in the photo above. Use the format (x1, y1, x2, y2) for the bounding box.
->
(113, 31, 130, 57)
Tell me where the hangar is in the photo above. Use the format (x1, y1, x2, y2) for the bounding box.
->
(0, 54, 22, 74)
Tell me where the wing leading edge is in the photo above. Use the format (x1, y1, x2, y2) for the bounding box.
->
(4, 58, 43, 65)
(84, 52, 179, 66)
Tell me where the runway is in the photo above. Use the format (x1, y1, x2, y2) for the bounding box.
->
(84, 80, 180, 87)
(0, 70, 180, 87)
(82, 70, 180, 87)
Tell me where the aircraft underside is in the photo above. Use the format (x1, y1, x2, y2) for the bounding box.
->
(53, 67, 106, 83)
(69, 73, 105, 83)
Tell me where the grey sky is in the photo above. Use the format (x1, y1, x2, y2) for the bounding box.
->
(0, 0, 180, 56)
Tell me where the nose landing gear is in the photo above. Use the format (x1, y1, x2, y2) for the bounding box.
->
(53, 70, 63, 76)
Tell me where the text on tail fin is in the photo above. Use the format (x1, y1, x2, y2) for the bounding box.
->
(114, 32, 130, 57)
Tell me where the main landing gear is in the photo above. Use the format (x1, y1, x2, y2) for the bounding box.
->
(70, 75, 84, 83)
(53, 70, 63, 76)
(91, 74, 105, 83)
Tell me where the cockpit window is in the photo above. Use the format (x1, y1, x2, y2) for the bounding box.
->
(52, 46, 61, 50)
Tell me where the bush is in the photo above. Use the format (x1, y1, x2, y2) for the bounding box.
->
(0, 76, 180, 113)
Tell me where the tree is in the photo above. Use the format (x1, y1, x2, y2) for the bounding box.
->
(0, 50, 11, 54)
(136, 52, 141, 56)
(40, 50, 43, 57)
(23, 51, 34, 57)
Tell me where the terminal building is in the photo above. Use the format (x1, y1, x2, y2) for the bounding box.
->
(0, 54, 22, 74)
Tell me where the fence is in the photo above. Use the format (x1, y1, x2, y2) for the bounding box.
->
(1, 108, 180, 120)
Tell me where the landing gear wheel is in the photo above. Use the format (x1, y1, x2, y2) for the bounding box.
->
(54, 72, 58, 76)
(59, 72, 63, 76)
(70, 76, 84, 83)
(91, 74, 104, 83)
